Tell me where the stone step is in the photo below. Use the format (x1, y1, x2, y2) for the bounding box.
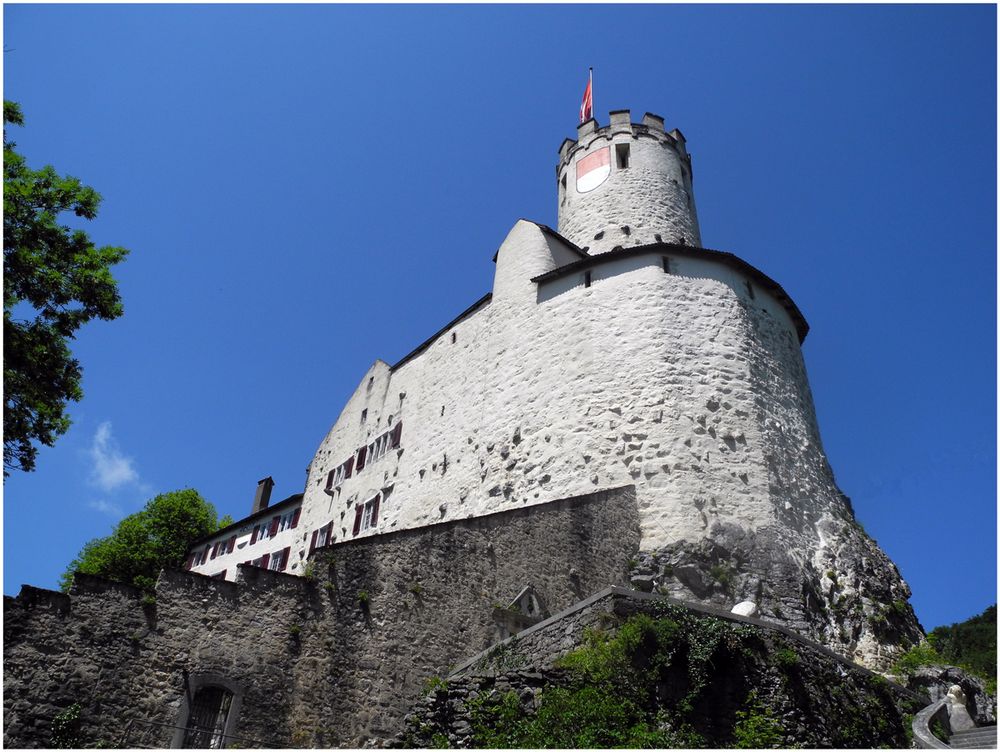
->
(950, 726, 997, 749)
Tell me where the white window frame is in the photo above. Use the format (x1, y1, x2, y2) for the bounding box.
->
(368, 431, 391, 465)
(361, 497, 378, 532)
(268, 551, 283, 571)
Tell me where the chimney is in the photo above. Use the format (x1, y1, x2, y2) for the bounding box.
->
(252, 476, 274, 515)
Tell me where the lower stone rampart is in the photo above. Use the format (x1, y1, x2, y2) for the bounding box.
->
(399, 589, 928, 749)
(3, 485, 640, 747)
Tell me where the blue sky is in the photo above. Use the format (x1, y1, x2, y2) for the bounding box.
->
(3, 4, 995, 631)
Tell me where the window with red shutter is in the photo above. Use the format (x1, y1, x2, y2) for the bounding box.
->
(352, 506, 363, 536)
(250, 526, 259, 544)
(391, 421, 402, 448)
(268, 515, 280, 536)
(309, 530, 318, 555)
(356, 445, 368, 471)
(344, 456, 354, 478)
(260, 553, 270, 569)
(280, 546, 290, 571)
(326, 469, 335, 490)
(291, 508, 301, 529)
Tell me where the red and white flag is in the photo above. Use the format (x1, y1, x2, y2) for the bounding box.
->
(579, 68, 593, 123)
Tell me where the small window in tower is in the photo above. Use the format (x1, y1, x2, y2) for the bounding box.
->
(615, 143, 630, 169)
(584, 271, 592, 288)
(745, 280, 756, 300)
(662, 257, 672, 274)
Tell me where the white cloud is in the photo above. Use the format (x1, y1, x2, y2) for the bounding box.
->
(88, 499, 123, 517)
(88, 421, 140, 492)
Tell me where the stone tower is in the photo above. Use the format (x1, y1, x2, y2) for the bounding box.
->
(557, 110, 701, 254)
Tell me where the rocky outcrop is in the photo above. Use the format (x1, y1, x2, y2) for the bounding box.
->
(629, 513, 923, 671)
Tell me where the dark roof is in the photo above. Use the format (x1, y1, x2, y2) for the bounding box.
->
(190, 493, 304, 547)
(390, 293, 493, 371)
(530, 241, 810, 342)
(492, 220, 589, 263)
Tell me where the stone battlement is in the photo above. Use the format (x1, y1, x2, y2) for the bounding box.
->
(557, 109, 690, 174)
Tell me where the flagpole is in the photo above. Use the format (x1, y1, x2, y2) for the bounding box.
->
(589, 67, 594, 121)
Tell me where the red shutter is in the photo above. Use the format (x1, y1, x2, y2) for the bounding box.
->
(219, 570, 227, 580)
(228, 536, 237, 554)
(371, 494, 380, 526)
(391, 421, 402, 448)
(309, 530, 318, 555)
(325, 521, 334, 544)
(269, 515, 280, 536)
(244, 560, 251, 567)
(352, 506, 363, 536)
(356, 445, 368, 471)
(291, 508, 301, 529)
(203, 545, 210, 561)
(250, 525, 259, 544)
(211, 542, 218, 559)
(280, 547, 290, 571)
(344, 457, 354, 478)
(326, 470, 335, 490)
(260, 553, 270, 569)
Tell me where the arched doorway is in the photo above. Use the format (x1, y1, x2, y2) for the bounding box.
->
(181, 685, 234, 748)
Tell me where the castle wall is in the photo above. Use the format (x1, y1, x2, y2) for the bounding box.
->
(4, 487, 639, 748)
(299, 226, 805, 558)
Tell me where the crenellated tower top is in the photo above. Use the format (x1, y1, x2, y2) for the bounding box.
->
(556, 109, 701, 254)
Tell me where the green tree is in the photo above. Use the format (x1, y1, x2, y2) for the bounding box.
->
(4, 100, 129, 475)
(929, 604, 997, 686)
(60, 489, 219, 593)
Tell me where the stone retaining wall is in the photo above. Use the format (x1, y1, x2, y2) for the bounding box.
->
(4, 486, 639, 747)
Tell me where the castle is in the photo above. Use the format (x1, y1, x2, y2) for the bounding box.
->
(186, 109, 920, 668)
(5, 107, 927, 748)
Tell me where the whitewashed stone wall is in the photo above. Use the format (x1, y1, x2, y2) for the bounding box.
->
(299, 222, 799, 552)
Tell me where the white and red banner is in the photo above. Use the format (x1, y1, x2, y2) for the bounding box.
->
(576, 146, 610, 193)
(579, 70, 593, 123)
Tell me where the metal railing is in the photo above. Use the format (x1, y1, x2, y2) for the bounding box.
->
(119, 718, 279, 749)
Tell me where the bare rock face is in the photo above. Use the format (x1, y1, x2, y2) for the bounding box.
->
(905, 665, 997, 726)
(629, 512, 924, 671)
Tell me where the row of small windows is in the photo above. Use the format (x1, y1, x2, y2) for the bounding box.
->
(186, 509, 301, 568)
(324, 422, 403, 492)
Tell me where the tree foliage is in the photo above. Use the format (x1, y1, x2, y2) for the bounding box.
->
(928, 604, 997, 683)
(4, 100, 129, 474)
(60, 489, 220, 593)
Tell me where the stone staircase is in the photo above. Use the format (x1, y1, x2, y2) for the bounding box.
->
(949, 726, 997, 749)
